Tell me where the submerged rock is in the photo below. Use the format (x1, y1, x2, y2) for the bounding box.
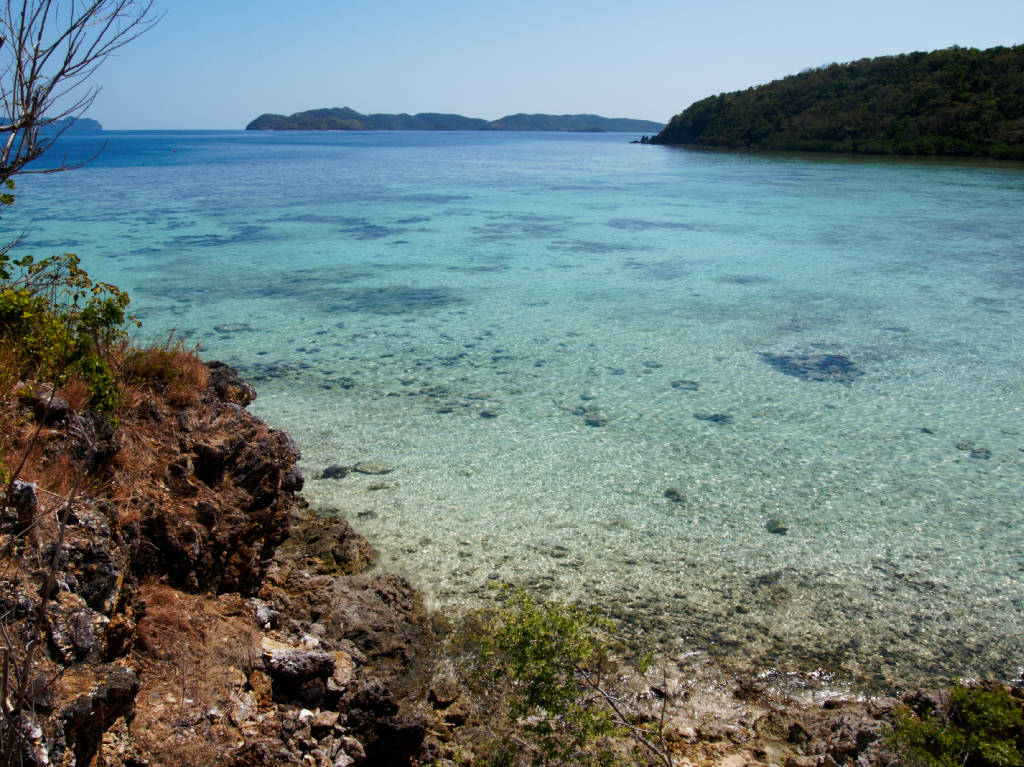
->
(760, 352, 863, 384)
(766, 518, 789, 535)
(571, 402, 608, 426)
(670, 379, 700, 391)
(353, 461, 393, 475)
(214, 322, 253, 334)
(322, 464, 350, 479)
(695, 412, 732, 423)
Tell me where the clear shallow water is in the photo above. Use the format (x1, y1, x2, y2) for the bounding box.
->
(10, 131, 1024, 691)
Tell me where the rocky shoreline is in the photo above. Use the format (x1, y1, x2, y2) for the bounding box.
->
(1, 362, 1010, 766)
(2, 362, 437, 765)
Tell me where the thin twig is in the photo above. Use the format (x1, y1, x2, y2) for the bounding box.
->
(576, 664, 675, 766)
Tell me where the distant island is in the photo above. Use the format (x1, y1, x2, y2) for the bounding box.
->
(246, 107, 663, 133)
(44, 116, 103, 132)
(648, 45, 1024, 159)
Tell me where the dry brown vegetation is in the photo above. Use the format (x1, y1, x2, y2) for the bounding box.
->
(119, 340, 210, 409)
(128, 583, 262, 766)
(0, 344, 296, 765)
(0, 343, 207, 524)
(0, 324, 233, 763)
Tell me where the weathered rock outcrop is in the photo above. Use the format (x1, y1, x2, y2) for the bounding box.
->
(0, 362, 433, 766)
(276, 510, 376, 576)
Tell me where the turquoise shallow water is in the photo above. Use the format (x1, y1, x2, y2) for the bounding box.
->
(10, 131, 1024, 691)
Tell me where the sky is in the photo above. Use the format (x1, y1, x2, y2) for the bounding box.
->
(87, 0, 1024, 130)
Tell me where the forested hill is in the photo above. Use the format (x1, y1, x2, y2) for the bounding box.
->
(42, 116, 102, 132)
(246, 107, 663, 133)
(650, 45, 1024, 159)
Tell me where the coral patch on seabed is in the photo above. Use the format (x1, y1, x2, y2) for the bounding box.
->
(760, 352, 863, 384)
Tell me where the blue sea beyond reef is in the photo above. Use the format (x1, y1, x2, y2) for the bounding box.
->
(11, 129, 1024, 692)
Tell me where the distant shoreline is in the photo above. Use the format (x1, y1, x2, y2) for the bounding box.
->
(245, 106, 664, 133)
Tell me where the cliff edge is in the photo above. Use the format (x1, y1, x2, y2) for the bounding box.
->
(0, 361, 434, 766)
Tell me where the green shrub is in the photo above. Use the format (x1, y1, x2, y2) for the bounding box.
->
(0, 253, 135, 411)
(886, 685, 1024, 767)
(463, 588, 670, 767)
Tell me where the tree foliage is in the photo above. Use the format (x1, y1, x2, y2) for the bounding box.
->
(0, 252, 134, 410)
(652, 45, 1024, 159)
(460, 588, 673, 766)
(886, 685, 1024, 767)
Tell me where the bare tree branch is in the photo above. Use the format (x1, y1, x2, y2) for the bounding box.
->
(0, 0, 161, 185)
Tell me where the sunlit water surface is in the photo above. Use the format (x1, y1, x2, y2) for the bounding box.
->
(11, 130, 1024, 691)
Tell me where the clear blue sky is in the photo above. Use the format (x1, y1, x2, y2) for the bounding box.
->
(89, 0, 1024, 129)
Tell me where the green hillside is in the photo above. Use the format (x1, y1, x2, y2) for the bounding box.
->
(246, 107, 663, 133)
(650, 45, 1024, 159)
(482, 113, 664, 132)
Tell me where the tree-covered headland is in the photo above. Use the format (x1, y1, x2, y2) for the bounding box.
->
(650, 45, 1024, 159)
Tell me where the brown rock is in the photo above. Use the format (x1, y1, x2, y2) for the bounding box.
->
(261, 637, 336, 680)
(785, 757, 819, 767)
(312, 710, 340, 732)
(132, 398, 299, 594)
(788, 721, 810, 745)
(230, 690, 257, 726)
(428, 675, 461, 708)
(329, 650, 357, 691)
(443, 698, 472, 726)
(59, 664, 140, 767)
(261, 569, 430, 699)
(207, 361, 258, 406)
(279, 509, 376, 576)
(18, 381, 72, 424)
(249, 669, 274, 706)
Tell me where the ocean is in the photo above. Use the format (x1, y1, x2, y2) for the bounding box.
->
(10, 129, 1024, 692)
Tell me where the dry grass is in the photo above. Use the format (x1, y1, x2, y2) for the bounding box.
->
(0, 342, 21, 397)
(119, 340, 209, 408)
(56, 377, 90, 411)
(132, 583, 262, 766)
(0, 396, 79, 497)
(136, 584, 206, 661)
(0, 340, 220, 542)
(106, 433, 166, 524)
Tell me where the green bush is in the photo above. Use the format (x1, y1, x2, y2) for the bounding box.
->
(462, 588, 670, 767)
(0, 252, 134, 411)
(886, 685, 1024, 767)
